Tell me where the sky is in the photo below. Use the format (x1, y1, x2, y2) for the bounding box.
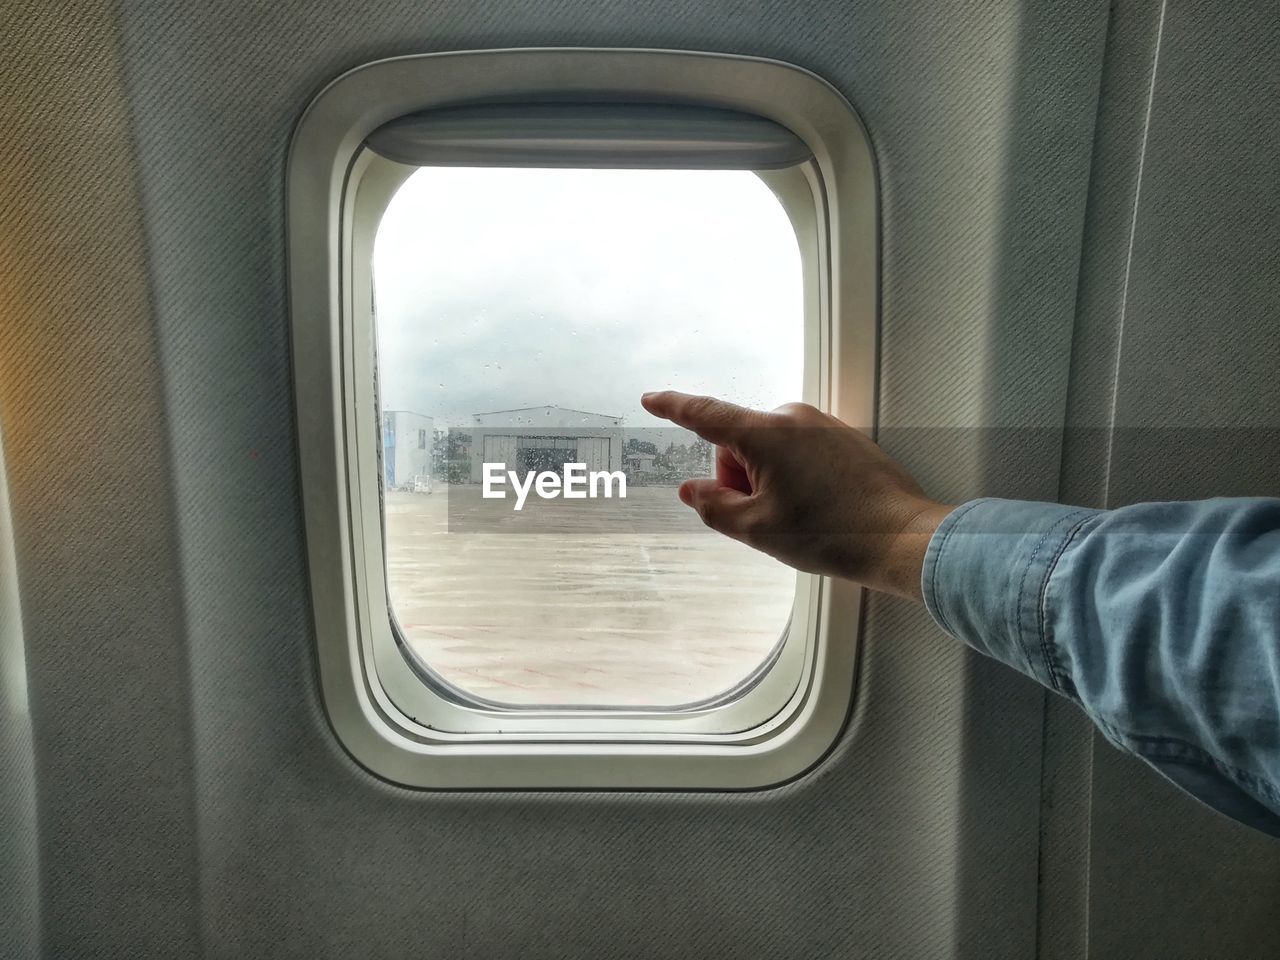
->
(372, 166, 804, 440)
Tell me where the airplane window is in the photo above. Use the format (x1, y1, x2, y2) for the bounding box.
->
(291, 51, 874, 784)
(372, 166, 804, 707)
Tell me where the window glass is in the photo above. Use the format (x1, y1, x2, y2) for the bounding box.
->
(373, 167, 803, 707)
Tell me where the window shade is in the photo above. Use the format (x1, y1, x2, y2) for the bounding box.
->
(364, 103, 812, 170)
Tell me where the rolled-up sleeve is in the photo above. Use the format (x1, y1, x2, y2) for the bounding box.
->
(923, 496, 1280, 837)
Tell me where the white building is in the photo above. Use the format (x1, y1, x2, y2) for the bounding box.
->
(468, 405, 624, 481)
(381, 410, 434, 491)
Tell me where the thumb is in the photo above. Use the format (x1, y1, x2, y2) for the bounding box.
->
(678, 479, 752, 536)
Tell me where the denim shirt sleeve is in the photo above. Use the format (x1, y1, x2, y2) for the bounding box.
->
(922, 496, 1280, 837)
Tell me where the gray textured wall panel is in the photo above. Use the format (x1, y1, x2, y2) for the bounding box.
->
(1039, 3, 1167, 956)
(107, 0, 1104, 957)
(1060, 0, 1165, 500)
(1109, 2, 1280, 442)
(20, 0, 1280, 957)
(0, 2, 203, 957)
(1086, 3, 1280, 957)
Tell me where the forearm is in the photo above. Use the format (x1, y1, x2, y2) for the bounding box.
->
(922, 496, 1280, 835)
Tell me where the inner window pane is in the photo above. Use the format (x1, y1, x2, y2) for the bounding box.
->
(373, 166, 804, 707)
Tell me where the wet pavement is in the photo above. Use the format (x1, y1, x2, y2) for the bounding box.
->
(383, 485, 797, 706)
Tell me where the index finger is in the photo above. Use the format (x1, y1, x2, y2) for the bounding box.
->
(640, 391, 762, 448)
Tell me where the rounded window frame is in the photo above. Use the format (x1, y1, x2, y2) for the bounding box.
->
(288, 48, 878, 788)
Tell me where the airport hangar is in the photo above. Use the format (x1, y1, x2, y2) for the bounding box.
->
(467, 405, 624, 481)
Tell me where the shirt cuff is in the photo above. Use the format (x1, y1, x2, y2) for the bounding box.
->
(921, 498, 1100, 692)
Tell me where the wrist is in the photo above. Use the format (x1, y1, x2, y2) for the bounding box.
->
(875, 499, 955, 600)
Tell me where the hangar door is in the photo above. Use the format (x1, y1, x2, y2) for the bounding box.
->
(481, 435, 612, 474)
(576, 436, 611, 473)
(481, 434, 517, 469)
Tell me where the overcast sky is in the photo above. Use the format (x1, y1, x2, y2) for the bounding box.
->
(373, 166, 803, 439)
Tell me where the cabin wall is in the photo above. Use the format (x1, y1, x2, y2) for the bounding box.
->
(1078, 3, 1280, 957)
(1, 3, 203, 957)
(0, 1, 1277, 958)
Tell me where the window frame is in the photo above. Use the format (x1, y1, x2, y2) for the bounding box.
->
(354, 152, 818, 731)
(288, 48, 878, 788)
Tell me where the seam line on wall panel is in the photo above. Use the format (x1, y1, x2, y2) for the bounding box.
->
(1054, 0, 1115, 509)
(1103, 0, 1167, 507)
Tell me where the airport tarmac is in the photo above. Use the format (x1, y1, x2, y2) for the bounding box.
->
(383, 485, 797, 706)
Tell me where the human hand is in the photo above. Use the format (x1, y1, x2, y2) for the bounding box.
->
(640, 391, 953, 599)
